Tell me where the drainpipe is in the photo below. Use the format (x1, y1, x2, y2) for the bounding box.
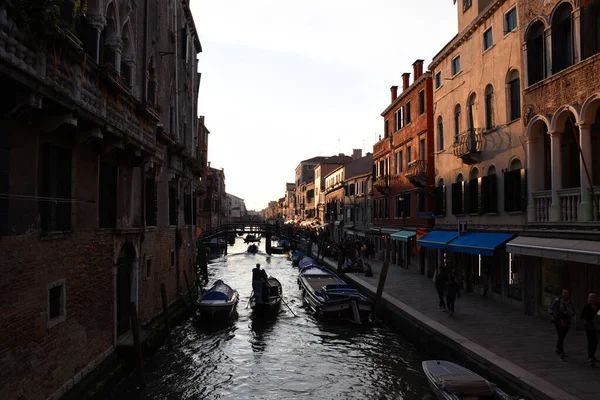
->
(174, 0, 181, 296)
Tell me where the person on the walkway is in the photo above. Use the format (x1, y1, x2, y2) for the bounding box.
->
(549, 288, 576, 360)
(581, 293, 599, 366)
(445, 274, 460, 316)
(252, 263, 268, 304)
(435, 268, 448, 310)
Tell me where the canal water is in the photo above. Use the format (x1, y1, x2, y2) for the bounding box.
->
(111, 237, 434, 400)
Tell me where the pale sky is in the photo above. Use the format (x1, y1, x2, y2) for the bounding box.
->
(190, 0, 458, 211)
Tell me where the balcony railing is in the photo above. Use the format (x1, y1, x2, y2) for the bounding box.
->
(374, 175, 390, 195)
(405, 160, 426, 186)
(452, 128, 482, 164)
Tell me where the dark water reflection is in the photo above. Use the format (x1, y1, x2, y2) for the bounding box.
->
(111, 239, 433, 400)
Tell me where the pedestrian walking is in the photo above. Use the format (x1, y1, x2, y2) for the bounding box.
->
(435, 268, 448, 311)
(445, 274, 460, 316)
(581, 293, 599, 366)
(548, 288, 576, 361)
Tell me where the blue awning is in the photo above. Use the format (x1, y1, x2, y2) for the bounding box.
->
(390, 230, 416, 242)
(417, 230, 459, 249)
(448, 232, 515, 256)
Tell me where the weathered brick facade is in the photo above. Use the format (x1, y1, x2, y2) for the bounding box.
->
(0, 1, 203, 398)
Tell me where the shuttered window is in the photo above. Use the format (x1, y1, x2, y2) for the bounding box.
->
(451, 182, 464, 215)
(467, 178, 479, 214)
(435, 185, 446, 216)
(504, 169, 527, 212)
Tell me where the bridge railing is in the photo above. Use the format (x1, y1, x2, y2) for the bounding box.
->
(197, 222, 305, 244)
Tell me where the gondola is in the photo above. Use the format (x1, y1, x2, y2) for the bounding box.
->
(244, 234, 261, 243)
(297, 258, 372, 324)
(247, 244, 259, 254)
(291, 250, 305, 266)
(249, 276, 283, 317)
(422, 360, 519, 400)
(196, 280, 239, 320)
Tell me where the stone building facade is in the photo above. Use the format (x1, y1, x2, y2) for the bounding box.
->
(506, 0, 600, 315)
(0, 1, 202, 398)
(423, 0, 525, 306)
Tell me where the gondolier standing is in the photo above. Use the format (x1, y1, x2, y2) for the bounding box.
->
(252, 263, 268, 304)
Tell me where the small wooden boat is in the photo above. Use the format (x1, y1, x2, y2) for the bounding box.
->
(297, 262, 372, 324)
(291, 250, 306, 267)
(250, 276, 283, 317)
(422, 360, 518, 400)
(196, 280, 239, 319)
(244, 234, 261, 243)
(247, 244, 259, 254)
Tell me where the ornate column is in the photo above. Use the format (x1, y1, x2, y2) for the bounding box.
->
(549, 131, 563, 221)
(578, 123, 593, 221)
(544, 27, 553, 78)
(105, 37, 123, 73)
(572, 7, 582, 65)
(87, 14, 107, 63)
(526, 136, 539, 222)
(522, 42, 529, 88)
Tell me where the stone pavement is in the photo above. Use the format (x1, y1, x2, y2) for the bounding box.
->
(320, 256, 600, 400)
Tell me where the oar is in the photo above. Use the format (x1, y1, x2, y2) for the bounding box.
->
(280, 296, 297, 317)
(246, 290, 254, 309)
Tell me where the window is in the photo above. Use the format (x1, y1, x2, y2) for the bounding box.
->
(41, 145, 72, 232)
(418, 189, 426, 213)
(463, 0, 472, 13)
(146, 258, 152, 278)
(48, 279, 66, 327)
(405, 101, 412, 124)
(184, 192, 192, 225)
(467, 176, 479, 214)
(451, 56, 461, 76)
(507, 70, 521, 121)
(181, 26, 188, 60)
(454, 104, 462, 141)
(481, 166, 498, 213)
(406, 146, 412, 165)
(483, 28, 493, 51)
(145, 176, 157, 226)
(435, 180, 446, 216)
(526, 21, 546, 85)
(484, 85, 494, 130)
(0, 133, 10, 235)
(504, 167, 527, 212)
(403, 193, 411, 218)
(170, 250, 176, 268)
(437, 117, 444, 151)
(169, 184, 178, 225)
(467, 93, 476, 130)
(397, 151, 403, 173)
(435, 72, 442, 88)
(418, 90, 425, 115)
(451, 175, 464, 215)
(419, 138, 426, 161)
(505, 8, 517, 34)
(384, 119, 389, 138)
(582, 0, 600, 59)
(99, 162, 118, 228)
(551, 3, 574, 73)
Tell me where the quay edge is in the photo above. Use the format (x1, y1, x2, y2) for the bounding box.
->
(318, 257, 577, 400)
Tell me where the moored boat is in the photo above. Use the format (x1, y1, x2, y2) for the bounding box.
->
(291, 250, 306, 267)
(250, 276, 283, 317)
(297, 262, 372, 324)
(244, 234, 261, 243)
(247, 244, 259, 254)
(422, 360, 519, 400)
(196, 280, 239, 320)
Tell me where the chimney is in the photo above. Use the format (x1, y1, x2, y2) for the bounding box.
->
(352, 149, 362, 160)
(413, 59, 424, 82)
(390, 86, 398, 102)
(402, 73, 411, 91)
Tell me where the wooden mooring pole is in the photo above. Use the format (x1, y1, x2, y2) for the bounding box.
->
(129, 301, 146, 388)
(160, 283, 173, 350)
(374, 237, 391, 318)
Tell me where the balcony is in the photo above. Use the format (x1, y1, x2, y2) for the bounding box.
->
(452, 128, 482, 164)
(530, 186, 600, 225)
(374, 175, 390, 195)
(405, 160, 426, 187)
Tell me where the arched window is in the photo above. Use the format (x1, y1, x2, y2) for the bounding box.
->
(468, 93, 477, 131)
(551, 2, 574, 73)
(509, 158, 523, 171)
(582, 0, 600, 59)
(437, 116, 444, 151)
(482, 165, 498, 213)
(526, 21, 546, 85)
(560, 114, 581, 188)
(452, 174, 464, 215)
(487, 165, 496, 176)
(507, 70, 521, 121)
(484, 85, 494, 130)
(467, 167, 479, 214)
(454, 104, 462, 141)
(456, 173, 464, 183)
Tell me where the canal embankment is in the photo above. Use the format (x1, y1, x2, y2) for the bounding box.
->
(315, 252, 584, 400)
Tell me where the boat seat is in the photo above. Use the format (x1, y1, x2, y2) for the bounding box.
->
(438, 374, 495, 396)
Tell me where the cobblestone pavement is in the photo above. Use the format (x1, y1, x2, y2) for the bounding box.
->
(321, 256, 600, 400)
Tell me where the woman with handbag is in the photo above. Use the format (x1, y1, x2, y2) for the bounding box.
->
(548, 289, 576, 361)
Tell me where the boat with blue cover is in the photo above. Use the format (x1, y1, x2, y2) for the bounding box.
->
(297, 259, 372, 324)
(196, 280, 239, 319)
